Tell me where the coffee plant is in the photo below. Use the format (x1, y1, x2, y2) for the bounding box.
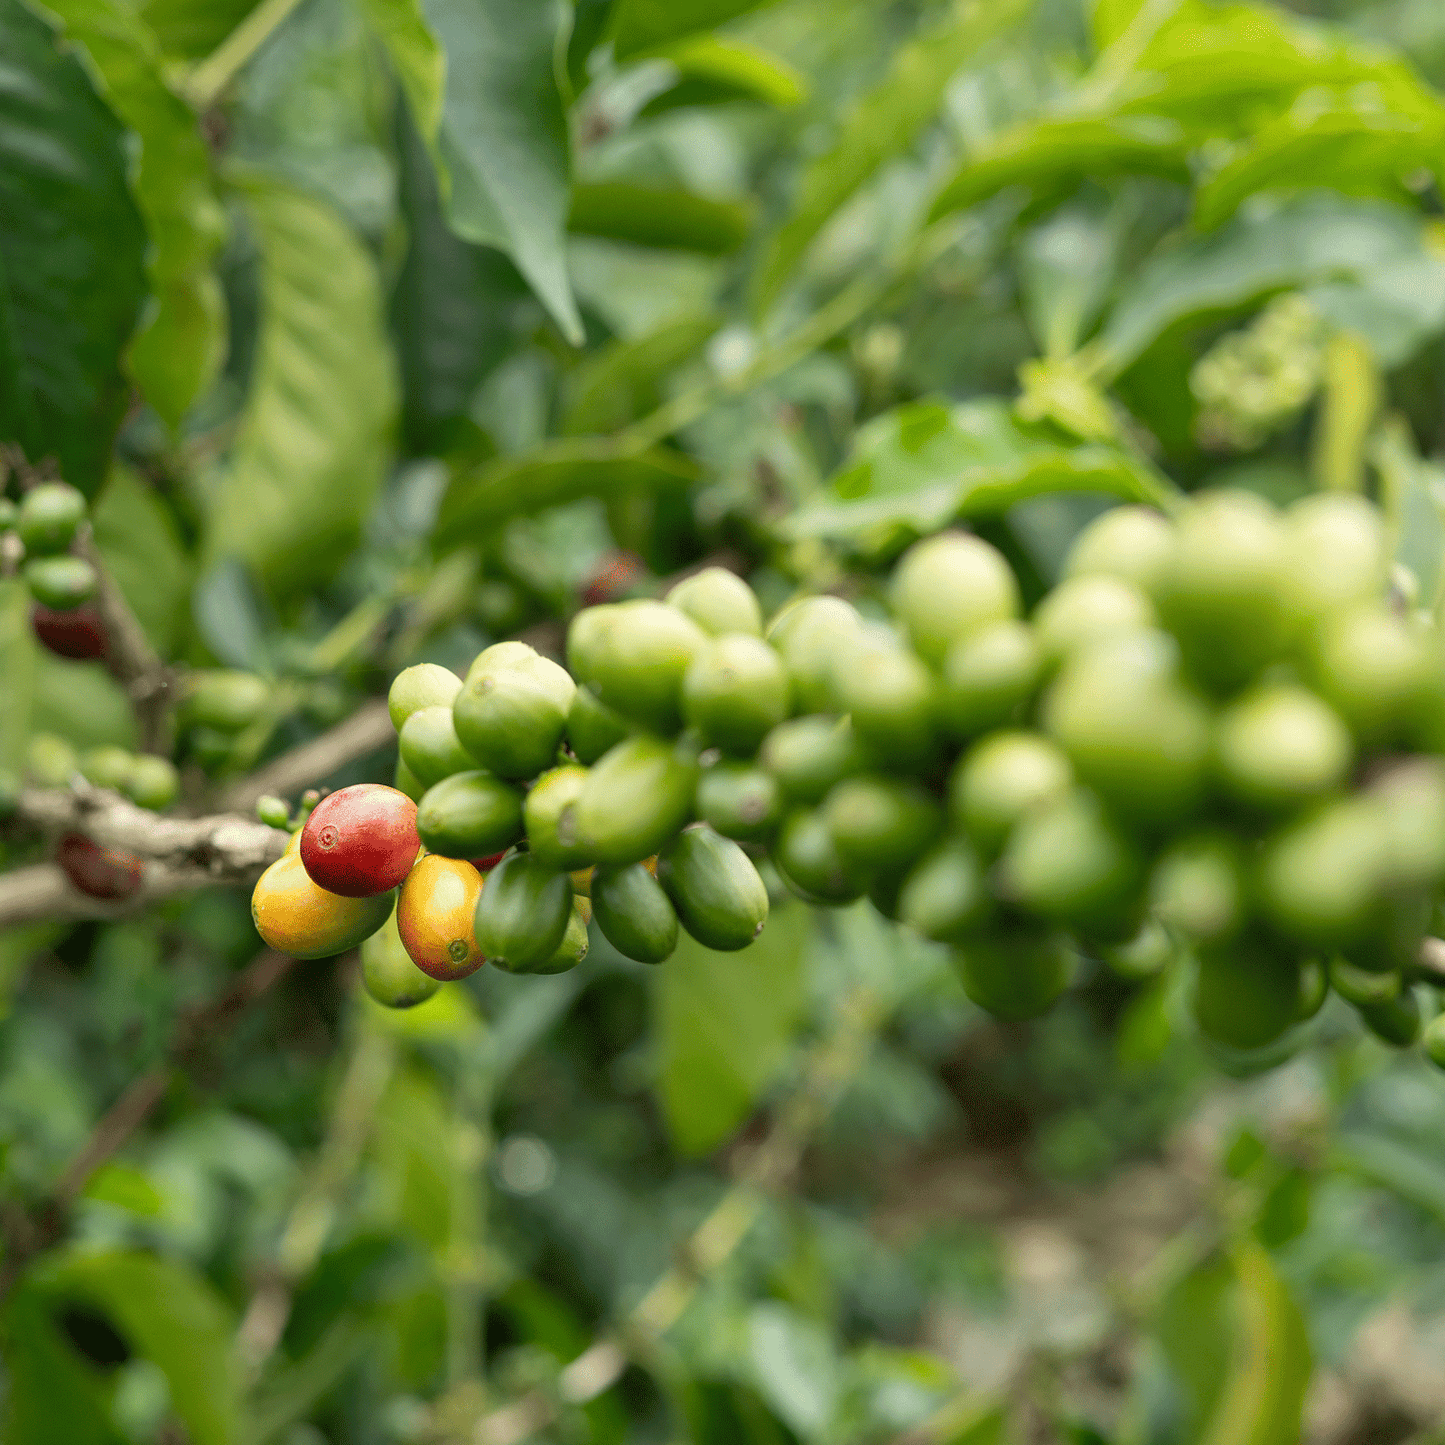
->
(6, 0, 1445, 1442)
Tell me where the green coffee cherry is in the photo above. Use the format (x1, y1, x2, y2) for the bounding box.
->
(760, 716, 863, 806)
(416, 771, 525, 859)
(1328, 956, 1400, 1008)
(1372, 760, 1445, 895)
(388, 663, 462, 732)
(889, 531, 1019, 666)
(185, 670, 271, 733)
(898, 839, 994, 944)
(523, 764, 593, 870)
(682, 634, 790, 756)
(696, 761, 781, 843)
(657, 826, 769, 951)
(953, 928, 1072, 1021)
(1032, 575, 1154, 668)
(565, 605, 616, 689)
(1157, 489, 1292, 692)
(1280, 493, 1386, 621)
(362, 909, 441, 1008)
(1193, 937, 1301, 1050)
(1422, 1011, 1445, 1070)
(766, 595, 861, 714)
(1100, 920, 1175, 980)
(1149, 833, 1245, 942)
(999, 789, 1142, 937)
(533, 903, 591, 975)
(950, 731, 1072, 854)
(823, 776, 943, 877)
(833, 640, 938, 773)
(1043, 631, 1212, 827)
(126, 755, 180, 812)
(399, 705, 474, 789)
(584, 599, 707, 735)
(24, 555, 97, 611)
(572, 735, 697, 865)
(453, 642, 575, 780)
(80, 746, 137, 793)
(1062, 506, 1174, 596)
(940, 620, 1043, 739)
(394, 756, 426, 804)
(1358, 989, 1421, 1047)
(1214, 684, 1352, 812)
(1311, 604, 1430, 746)
(665, 567, 763, 637)
(26, 733, 78, 786)
(16, 482, 86, 555)
(256, 795, 292, 830)
(593, 862, 679, 963)
(474, 852, 573, 973)
(1295, 959, 1329, 1022)
(567, 685, 630, 765)
(773, 809, 867, 904)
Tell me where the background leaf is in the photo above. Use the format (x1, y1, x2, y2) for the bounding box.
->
(0, 0, 147, 494)
(356, 0, 445, 161)
(0, 578, 35, 771)
(608, 0, 776, 60)
(569, 183, 753, 254)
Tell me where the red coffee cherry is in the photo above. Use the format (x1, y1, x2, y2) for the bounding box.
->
(31, 604, 108, 660)
(300, 784, 420, 897)
(470, 851, 506, 873)
(57, 833, 144, 900)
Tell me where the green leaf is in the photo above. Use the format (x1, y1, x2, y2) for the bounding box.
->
(608, 0, 776, 60)
(654, 901, 808, 1156)
(569, 182, 753, 254)
(640, 35, 807, 115)
(753, 0, 1026, 315)
(356, 0, 445, 159)
(0, 0, 147, 495)
(422, 0, 582, 343)
(747, 1303, 841, 1437)
(38, 0, 228, 428)
(1375, 417, 1445, 615)
(1090, 0, 1169, 51)
(91, 465, 193, 655)
(1333, 1131, 1445, 1228)
(777, 398, 1175, 555)
(34, 656, 137, 750)
(133, 0, 258, 57)
(435, 438, 700, 543)
(561, 313, 720, 435)
(35, 1250, 245, 1445)
(0, 578, 36, 771)
(203, 175, 397, 596)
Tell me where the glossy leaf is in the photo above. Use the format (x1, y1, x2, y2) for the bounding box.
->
(654, 902, 808, 1156)
(609, 0, 775, 59)
(0, 0, 147, 495)
(752, 0, 1027, 314)
(39, 0, 227, 428)
(204, 175, 397, 595)
(569, 182, 753, 254)
(641, 35, 807, 115)
(436, 438, 699, 542)
(561, 314, 720, 435)
(423, 0, 582, 342)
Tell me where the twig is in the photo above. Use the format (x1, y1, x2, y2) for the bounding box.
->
(76, 527, 177, 756)
(184, 0, 310, 109)
(219, 699, 397, 814)
(51, 1069, 171, 1208)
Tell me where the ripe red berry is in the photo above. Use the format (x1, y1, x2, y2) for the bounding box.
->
(32, 604, 108, 660)
(300, 784, 420, 897)
(57, 833, 144, 900)
(470, 851, 507, 873)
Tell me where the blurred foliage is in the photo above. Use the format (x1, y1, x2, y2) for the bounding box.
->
(6, 0, 1445, 1441)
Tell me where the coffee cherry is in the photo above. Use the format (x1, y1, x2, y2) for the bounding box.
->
(16, 482, 86, 555)
(833, 639, 938, 773)
(1062, 506, 1173, 596)
(1100, 920, 1175, 980)
(1358, 988, 1421, 1047)
(184, 670, 271, 733)
(1214, 684, 1353, 811)
(572, 735, 698, 865)
(1329, 955, 1400, 1008)
(760, 715, 863, 806)
(1310, 604, 1430, 746)
(524, 764, 593, 869)
(394, 755, 426, 803)
(396, 855, 486, 980)
(474, 852, 573, 973)
(584, 599, 707, 735)
(1280, 493, 1386, 620)
(126, 756, 180, 812)
(24, 555, 97, 611)
(567, 685, 631, 765)
(940, 620, 1043, 739)
(256, 795, 291, 830)
(1193, 936, 1301, 1050)
(57, 833, 144, 901)
(890, 531, 1019, 666)
(415, 771, 524, 859)
(26, 732, 78, 786)
(31, 604, 106, 659)
(823, 775, 943, 876)
(1422, 1012, 1445, 1070)
(773, 809, 867, 904)
(953, 928, 1072, 1021)
(301, 784, 421, 897)
(1295, 959, 1329, 1022)
(453, 642, 575, 780)
(766, 596, 861, 714)
(80, 746, 137, 793)
(657, 825, 769, 951)
(361, 909, 442, 1008)
(666, 566, 763, 637)
(696, 761, 781, 843)
(682, 634, 790, 756)
(592, 861, 679, 963)
(533, 902, 591, 974)
(565, 605, 617, 688)
(898, 838, 994, 944)
(950, 731, 1072, 854)
(399, 705, 474, 789)
(1032, 575, 1154, 668)
(251, 849, 394, 958)
(1149, 833, 1245, 942)
(388, 663, 462, 732)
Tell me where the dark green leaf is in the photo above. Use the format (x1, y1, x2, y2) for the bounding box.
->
(39, 0, 228, 427)
(609, 0, 775, 60)
(752, 0, 1026, 315)
(423, 0, 582, 342)
(654, 902, 808, 1156)
(435, 438, 699, 543)
(203, 174, 397, 596)
(569, 182, 753, 254)
(561, 314, 720, 435)
(0, 0, 147, 495)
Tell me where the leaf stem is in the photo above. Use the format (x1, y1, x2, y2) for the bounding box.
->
(185, 0, 309, 110)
